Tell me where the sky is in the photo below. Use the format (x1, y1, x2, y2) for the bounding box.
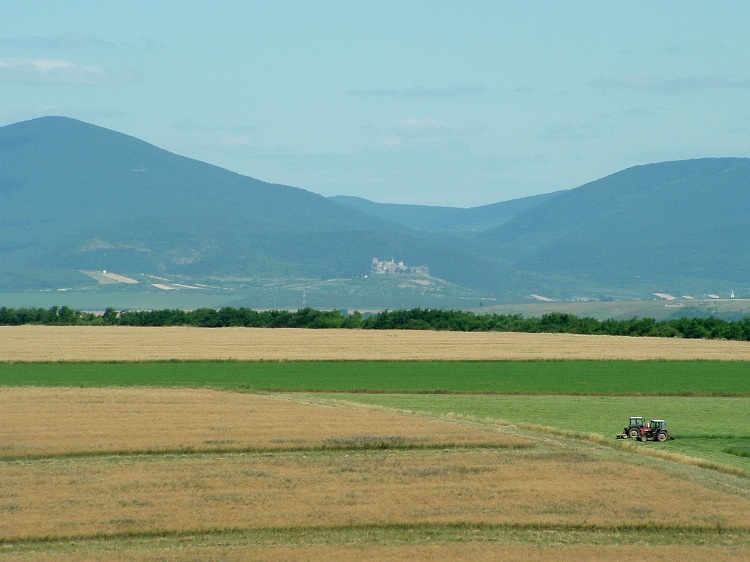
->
(2, 1, 750, 207)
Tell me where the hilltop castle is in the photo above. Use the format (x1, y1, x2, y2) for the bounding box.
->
(371, 257, 429, 275)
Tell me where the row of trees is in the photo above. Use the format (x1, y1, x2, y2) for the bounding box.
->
(2, 306, 750, 341)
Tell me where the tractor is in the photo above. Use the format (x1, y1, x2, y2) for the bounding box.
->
(637, 419, 672, 442)
(617, 416, 644, 439)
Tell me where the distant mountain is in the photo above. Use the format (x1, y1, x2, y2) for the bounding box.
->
(474, 158, 750, 292)
(330, 192, 561, 235)
(0, 116, 520, 294)
(2, 116, 748, 306)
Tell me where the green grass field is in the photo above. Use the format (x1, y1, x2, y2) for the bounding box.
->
(327, 393, 750, 473)
(2, 360, 750, 395)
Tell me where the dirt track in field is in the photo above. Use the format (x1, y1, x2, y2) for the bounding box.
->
(1, 325, 749, 362)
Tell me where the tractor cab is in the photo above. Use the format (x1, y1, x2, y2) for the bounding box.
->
(650, 420, 667, 431)
(623, 416, 644, 438)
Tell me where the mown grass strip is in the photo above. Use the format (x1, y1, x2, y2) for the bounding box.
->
(726, 446, 750, 458)
(2, 521, 749, 548)
(2, 360, 750, 395)
(0, 441, 533, 463)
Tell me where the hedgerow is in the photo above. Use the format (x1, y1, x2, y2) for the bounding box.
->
(2, 305, 750, 341)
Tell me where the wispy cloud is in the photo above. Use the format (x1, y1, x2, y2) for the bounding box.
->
(395, 117, 482, 136)
(591, 76, 750, 93)
(172, 118, 255, 133)
(350, 84, 488, 99)
(370, 117, 483, 152)
(0, 58, 130, 86)
(0, 34, 161, 51)
(220, 135, 256, 148)
(541, 123, 601, 142)
(598, 107, 655, 120)
(619, 107, 654, 118)
(0, 34, 116, 49)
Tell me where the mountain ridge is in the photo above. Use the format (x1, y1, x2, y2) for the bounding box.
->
(2, 115, 748, 306)
(0, 116, 524, 297)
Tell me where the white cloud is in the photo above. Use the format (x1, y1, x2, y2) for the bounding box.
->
(0, 58, 117, 86)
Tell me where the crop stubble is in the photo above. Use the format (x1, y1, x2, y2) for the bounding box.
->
(0, 388, 525, 457)
(1, 389, 750, 542)
(2, 325, 750, 361)
(3, 450, 750, 540)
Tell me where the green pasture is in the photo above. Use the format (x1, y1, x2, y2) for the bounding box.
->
(332, 393, 750, 472)
(1, 360, 750, 395)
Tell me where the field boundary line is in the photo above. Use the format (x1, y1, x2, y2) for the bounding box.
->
(2, 383, 748, 397)
(0, 441, 532, 463)
(2, 521, 749, 547)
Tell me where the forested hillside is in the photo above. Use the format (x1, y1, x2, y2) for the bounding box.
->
(475, 158, 750, 291)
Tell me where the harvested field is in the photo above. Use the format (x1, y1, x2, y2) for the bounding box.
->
(2, 325, 750, 362)
(1, 388, 749, 559)
(0, 388, 526, 457)
(3, 449, 750, 541)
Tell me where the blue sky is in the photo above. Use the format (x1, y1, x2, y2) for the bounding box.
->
(2, 1, 750, 206)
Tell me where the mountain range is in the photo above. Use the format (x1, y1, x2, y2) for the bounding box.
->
(1, 116, 748, 308)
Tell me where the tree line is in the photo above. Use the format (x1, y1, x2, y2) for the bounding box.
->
(2, 305, 750, 341)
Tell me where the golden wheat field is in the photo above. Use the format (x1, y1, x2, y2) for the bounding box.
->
(4, 446, 750, 538)
(1, 388, 750, 560)
(0, 388, 527, 457)
(2, 325, 750, 361)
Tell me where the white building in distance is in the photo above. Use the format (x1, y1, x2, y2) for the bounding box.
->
(372, 257, 429, 275)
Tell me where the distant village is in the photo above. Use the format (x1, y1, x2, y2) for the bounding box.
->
(371, 258, 429, 276)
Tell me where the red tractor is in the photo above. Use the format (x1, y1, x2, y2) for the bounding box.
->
(621, 416, 644, 439)
(637, 419, 672, 442)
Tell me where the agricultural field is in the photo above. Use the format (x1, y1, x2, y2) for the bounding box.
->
(2, 360, 750, 395)
(4, 325, 750, 361)
(329, 394, 750, 474)
(1, 326, 750, 559)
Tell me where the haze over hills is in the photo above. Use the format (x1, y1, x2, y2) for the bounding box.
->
(1, 116, 748, 309)
(329, 192, 562, 236)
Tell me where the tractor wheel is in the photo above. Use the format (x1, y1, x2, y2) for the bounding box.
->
(627, 428, 639, 439)
(656, 431, 668, 442)
(638, 435, 646, 442)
